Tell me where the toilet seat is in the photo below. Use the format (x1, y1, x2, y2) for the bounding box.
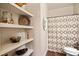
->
(64, 47, 79, 56)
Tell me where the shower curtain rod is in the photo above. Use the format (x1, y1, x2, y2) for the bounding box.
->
(47, 14, 79, 19)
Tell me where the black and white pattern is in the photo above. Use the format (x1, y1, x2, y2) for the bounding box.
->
(48, 15, 79, 53)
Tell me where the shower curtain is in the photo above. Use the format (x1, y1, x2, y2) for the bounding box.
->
(48, 15, 79, 53)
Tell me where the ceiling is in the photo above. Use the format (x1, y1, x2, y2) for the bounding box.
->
(47, 3, 73, 10)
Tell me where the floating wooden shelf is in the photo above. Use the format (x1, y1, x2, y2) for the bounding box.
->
(0, 38, 33, 55)
(0, 3, 33, 17)
(0, 23, 33, 29)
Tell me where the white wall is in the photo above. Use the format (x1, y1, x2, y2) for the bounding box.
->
(74, 4, 79, 14)
(28, 3, 48, 56)
(28, 3, 41, 56)
(47, 3, 79, 53)
(48, 5, 74, 17)
(40, 4, 48, 56)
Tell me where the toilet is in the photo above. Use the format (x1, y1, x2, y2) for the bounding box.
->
(63, 47, 79, 56)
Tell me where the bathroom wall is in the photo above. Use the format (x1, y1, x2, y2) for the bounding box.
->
(74, 4, 79, 14)
(40, 3, 48, 55)
(27, 3, 42, 56)
(28, 3, 48, 56)
(48, 15, 79, 53)
(48, 5, 74, 17)
(47, 4, 79, 53)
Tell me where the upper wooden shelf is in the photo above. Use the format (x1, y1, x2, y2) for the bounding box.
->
(0, 23, 33, 29)
(0, 3, 33, 17)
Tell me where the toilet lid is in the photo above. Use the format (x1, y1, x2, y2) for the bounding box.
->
(64, 47, 77, 51)
(64, 47, 79, 55)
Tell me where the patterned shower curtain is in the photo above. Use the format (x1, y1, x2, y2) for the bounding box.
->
(48, 15, 79, 53)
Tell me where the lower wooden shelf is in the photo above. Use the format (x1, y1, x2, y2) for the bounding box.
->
(15, 48, 34, 56)
(0, 38, 33, 56)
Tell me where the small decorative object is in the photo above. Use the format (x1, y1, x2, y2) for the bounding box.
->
(10, 36, 21, 43)
(15, 48, 28, 55)
(1, 11, 8, 23)
(18, 15, 30, 25)
(10, 13, 14, 24)
(15, 3, 27, 7)
(2, 20, 7, 23)
(16, 32, 26, 40)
